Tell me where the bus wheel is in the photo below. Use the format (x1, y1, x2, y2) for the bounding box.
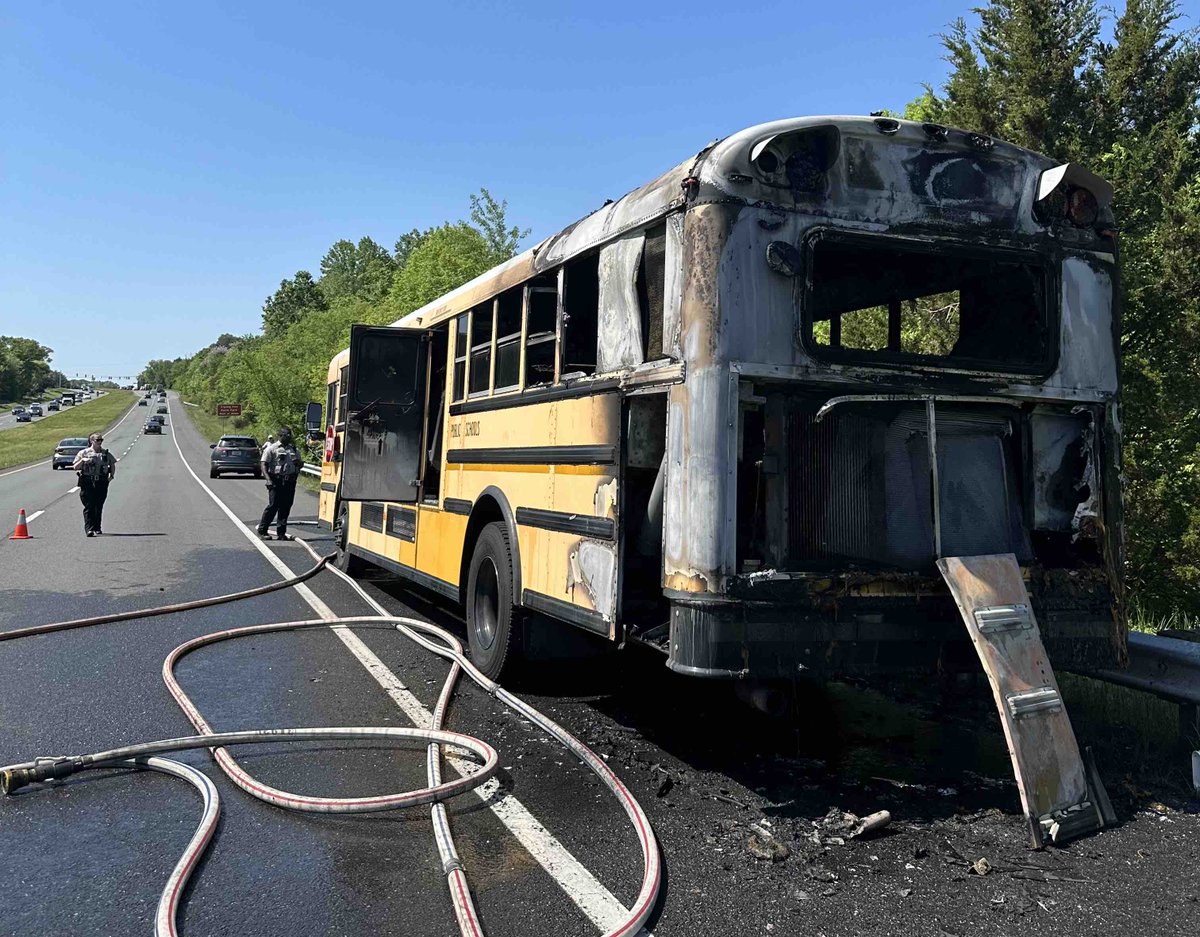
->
(334, 502, 365, 575)
(466, 522, 522, 680)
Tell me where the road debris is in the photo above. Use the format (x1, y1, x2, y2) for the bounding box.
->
(747, 821, 790, 861)
(805, 806, 892, 846)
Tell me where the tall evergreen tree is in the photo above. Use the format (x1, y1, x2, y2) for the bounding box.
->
(922, 0, 1200, 611)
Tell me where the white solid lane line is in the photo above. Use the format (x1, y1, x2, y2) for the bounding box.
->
(69, 486, 80, 494)
(166, 401, 644, 934)
(26, 510, 44, 523)
(0, 460, 50, 478)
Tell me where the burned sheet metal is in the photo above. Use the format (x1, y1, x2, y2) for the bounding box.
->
(1053, 257, 1117, 396)
(597, 235, 646, 373)
(1030, 409, 1090, 532)
(568, 540, 618, 623)
(662, 213, 685, 359)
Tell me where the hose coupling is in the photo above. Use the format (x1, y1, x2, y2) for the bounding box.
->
(1, 756, 83, 794)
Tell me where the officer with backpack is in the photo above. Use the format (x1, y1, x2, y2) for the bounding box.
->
(257, 426, 301, 540)
(72, 432, 117, 536)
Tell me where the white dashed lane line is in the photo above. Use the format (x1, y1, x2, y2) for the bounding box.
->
(68, 486, 80, 494)
(25, 510, 44, 523)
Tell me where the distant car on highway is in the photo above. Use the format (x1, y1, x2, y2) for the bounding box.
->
(53, 437, 89, 469)
(210, 436, 262, 478)
(15, 410, 32, 422)
(149, 414, 165, 425)
(138, 398, 148, 406)
(28, 404, 43, 416)
(143, 421, 162, 435)
(46, 400, 59, 411)
(10, 406, 24, 416)
(156, 405, 167, 414)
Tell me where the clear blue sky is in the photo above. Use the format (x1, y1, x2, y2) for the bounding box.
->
(0, 0, 967, 380)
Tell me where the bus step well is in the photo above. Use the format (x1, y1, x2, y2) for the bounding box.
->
(937, 552, 1116, 848)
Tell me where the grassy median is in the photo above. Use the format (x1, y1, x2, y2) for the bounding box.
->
(0, 391, 138, 471)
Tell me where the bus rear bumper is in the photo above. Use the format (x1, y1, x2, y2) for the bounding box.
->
(664, 593, 1119, 680)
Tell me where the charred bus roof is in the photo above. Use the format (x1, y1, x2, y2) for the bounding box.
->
(397, 116, 1114, 333)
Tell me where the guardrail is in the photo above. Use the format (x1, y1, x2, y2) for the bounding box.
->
(301, 464, 321, 477)
(1088, 632, 1200, 706)
(1085, 631, 1200, 789)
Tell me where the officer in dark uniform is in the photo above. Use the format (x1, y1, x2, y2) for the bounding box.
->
(72, 432, 117, 536)
(257, 426, 301, 540)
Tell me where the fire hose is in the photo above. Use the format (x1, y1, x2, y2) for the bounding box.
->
(0, 545, 661, 937)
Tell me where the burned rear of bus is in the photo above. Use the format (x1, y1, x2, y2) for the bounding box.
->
(663, 116, 1123, 680)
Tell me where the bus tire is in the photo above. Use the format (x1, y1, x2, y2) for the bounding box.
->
(334, 502, 365, 575)
(466, 522, 522, 680)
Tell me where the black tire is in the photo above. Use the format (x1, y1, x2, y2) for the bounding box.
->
(51, 464, 58, 470)
(254, 469, 263, 479)
(466, 522, 523, 680)
(333, 502, 366, 575)
(209, 468, 219, 479)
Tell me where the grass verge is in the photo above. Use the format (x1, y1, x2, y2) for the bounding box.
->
(0, 391, 138, 471)
(180, 399, 323, 480)
(178, 400, 244, 444)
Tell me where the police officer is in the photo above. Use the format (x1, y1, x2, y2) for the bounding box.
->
(72, 432, 117, 536)
(257, 426, 301, 540)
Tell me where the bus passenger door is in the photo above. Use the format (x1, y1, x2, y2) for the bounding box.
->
(341, 324, 429, 503)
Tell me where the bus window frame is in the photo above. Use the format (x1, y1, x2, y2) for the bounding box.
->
(338, 366, 349, 425)
(468, 300, 496, 399)
(493, 287, 524, 395)
(452, 315, 468, 402)
(522, 273, 559, 391)
(798, 228, 1060, 379)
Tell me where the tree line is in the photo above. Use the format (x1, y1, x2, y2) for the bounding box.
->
(0, 336, 67, 403)
(152, 0, 1199, 615)
(147, 188, 527, 441)
(903, 0, 1200, 615)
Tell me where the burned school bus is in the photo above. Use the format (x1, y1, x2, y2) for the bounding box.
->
(322, 115, 1124, 685)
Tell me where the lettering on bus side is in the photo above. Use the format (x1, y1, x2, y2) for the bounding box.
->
(449, 421, 481, 439)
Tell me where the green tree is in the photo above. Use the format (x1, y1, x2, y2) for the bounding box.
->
(919, 0, 1200, 612)
(319, 236, 396, 304)
(262, 270, 328, 337)
(0, 336, 53, 401)
(470, 188, 530, 263)
(387, 223, 500, 317)
(394, 227, 433, 270)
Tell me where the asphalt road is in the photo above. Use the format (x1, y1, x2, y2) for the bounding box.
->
(1, 392, 1197, 937)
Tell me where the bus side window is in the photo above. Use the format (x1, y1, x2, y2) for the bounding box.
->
(562, 253, 599, 378)
(452, 315, 468, 401)
(468, 301, 494, 396)
(494, 287, 522, 391)
(637, 224, 667, 361)
(338, 366, 348, 422)
(326, 381, 337, 426)
(524, 272, 557, 387)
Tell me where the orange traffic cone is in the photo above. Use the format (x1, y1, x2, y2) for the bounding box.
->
(9, 508, 30, 540)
